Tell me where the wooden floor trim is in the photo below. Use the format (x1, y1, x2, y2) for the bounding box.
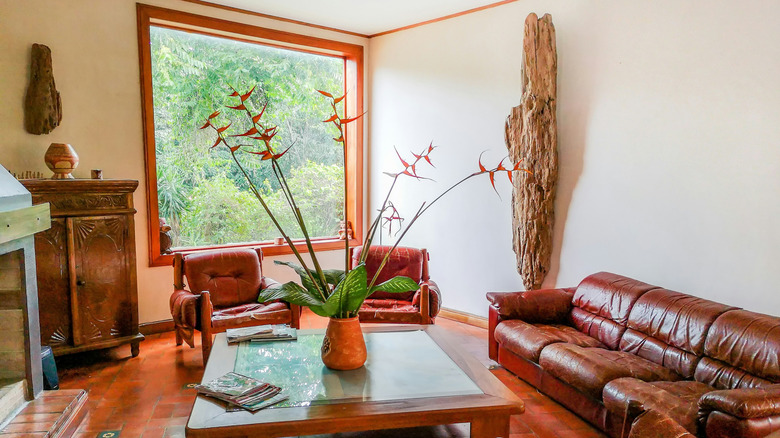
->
(139, 319, 175, 335)
(438, 308, 488, 329)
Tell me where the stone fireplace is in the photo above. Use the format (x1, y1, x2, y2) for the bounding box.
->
(0, 165, 50, 421)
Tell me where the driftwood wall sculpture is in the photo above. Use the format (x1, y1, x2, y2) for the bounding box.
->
(24, 43, 62, 135)
(504, 13, 558, 290)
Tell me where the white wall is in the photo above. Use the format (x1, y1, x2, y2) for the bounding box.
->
(369, 1, 780, 316)
(0, 0, 368, 323)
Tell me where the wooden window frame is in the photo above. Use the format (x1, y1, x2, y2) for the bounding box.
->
(136, 4, 364, 267)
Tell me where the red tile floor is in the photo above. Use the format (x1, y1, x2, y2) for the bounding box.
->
(56, 311, 607, 438)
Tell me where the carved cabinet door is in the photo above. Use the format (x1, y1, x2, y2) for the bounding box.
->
(34, 218, 73, 349)
(69, 215, 133, 346)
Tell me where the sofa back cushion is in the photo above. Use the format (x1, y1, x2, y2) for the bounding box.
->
(694, 310, 780, 389)
(620, 289, 736, 378)
(183, 249, 262, 308)
(569, 272, 657, 350)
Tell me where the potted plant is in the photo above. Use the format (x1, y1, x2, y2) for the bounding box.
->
(201, 87, 529, 369)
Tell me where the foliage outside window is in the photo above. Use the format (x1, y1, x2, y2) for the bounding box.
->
(137, 5, 364, 266)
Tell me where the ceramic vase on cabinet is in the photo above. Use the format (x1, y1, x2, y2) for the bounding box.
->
(321, 317, 366, 370)
(44, 143, 79, 179)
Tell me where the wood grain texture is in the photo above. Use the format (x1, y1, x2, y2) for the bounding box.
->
(22, 179, 144, 357)
(0, 204, 50, 246)
(187, 326, 523, 437)
(24, 44, 62, 135)
(504, 13, 558, 291)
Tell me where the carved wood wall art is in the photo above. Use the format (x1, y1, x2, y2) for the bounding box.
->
(504, 13, 558, 290)
(24, 44, 62, 135)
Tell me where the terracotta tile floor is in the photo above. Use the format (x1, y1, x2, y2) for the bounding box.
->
(56, 311, 606, 438)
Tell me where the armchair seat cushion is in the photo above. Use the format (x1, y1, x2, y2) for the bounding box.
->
(211, 302, 291, 329)
(358, 299, 426, 323)
(539, 343, 683, 400)
(603, 378, 715, 434)
(494, 320, 604, 363)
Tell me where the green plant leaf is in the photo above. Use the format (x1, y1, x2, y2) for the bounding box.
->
(257, 281, 325, 307)
(322, 269, 345, 285)
(342, 264, 368, 313)
(369, 276, 419, 296)
(318, 264, 367, 317)
(274, 260, 322, 296)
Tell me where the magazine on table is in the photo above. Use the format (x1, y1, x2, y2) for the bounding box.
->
(226, 324, 297, 344)
(195, 371, 285, 411)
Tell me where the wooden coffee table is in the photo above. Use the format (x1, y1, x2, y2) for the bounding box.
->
(186, 325, 523, 437)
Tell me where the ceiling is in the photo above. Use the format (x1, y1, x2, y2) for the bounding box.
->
(196, 0, 508, 36)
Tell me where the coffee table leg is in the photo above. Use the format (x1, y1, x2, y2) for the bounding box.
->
(471, 415, 510, 438)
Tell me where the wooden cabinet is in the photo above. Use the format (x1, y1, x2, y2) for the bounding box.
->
(22, 179, 144, 357)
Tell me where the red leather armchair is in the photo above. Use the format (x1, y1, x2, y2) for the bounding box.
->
(169, 248, 300, 362)
(351, 246, 441, 324)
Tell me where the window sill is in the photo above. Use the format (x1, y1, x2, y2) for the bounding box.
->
(149, 237, 360, 267)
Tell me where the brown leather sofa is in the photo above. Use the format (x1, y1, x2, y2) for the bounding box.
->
(487, 272, 780, 438)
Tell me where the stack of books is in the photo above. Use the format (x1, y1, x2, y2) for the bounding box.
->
(225, 325, 297, 344)
(195, 372, 286, 411)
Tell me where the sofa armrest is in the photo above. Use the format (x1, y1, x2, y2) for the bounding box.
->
(486, 288, 574, 323)
(629, 408, 695, 438)
(699, 385, 780, 419)
(486, 287, 574, 361)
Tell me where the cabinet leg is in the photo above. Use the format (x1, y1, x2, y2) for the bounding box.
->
(131, 342, 140, 357)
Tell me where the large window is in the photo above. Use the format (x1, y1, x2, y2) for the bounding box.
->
(137, 5, 363, 266)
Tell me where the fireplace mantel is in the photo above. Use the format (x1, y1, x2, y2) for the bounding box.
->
(0, 165, 50, 401)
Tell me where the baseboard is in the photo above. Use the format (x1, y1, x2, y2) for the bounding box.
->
(438, 308, 488, 329)
(139, 319, 175, 335)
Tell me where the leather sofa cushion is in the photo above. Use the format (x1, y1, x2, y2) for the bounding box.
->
(620, 329, 700, 379)
(354, 246, 422, 301)
(211, 302, 290, 329)
(572, 272, 658, 325)
(702, 310, 780, 386)
(569, 307, 625, 350)
(570, 272, 658, 349)
(603, 377, 715, 435)
(494, 320, 604, 363)
(626, 289, 736, 356)
(539, 343, 682, 400)
(695, 357, 775, 390)
(183, 249, 263, 308)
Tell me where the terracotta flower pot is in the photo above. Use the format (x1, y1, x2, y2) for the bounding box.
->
(321, 316, 366, 370)
(44, 143, 79, 179)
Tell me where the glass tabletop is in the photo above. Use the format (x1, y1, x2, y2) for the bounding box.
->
(233, 329, 483, 408)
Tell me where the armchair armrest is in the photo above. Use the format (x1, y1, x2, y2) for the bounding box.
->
(486, 288, 574, 323)
(260, 275, 280, 291)
(699, 385, 780, 419)
(412, 280, 441, 320)
(170, 288, 201, 348)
